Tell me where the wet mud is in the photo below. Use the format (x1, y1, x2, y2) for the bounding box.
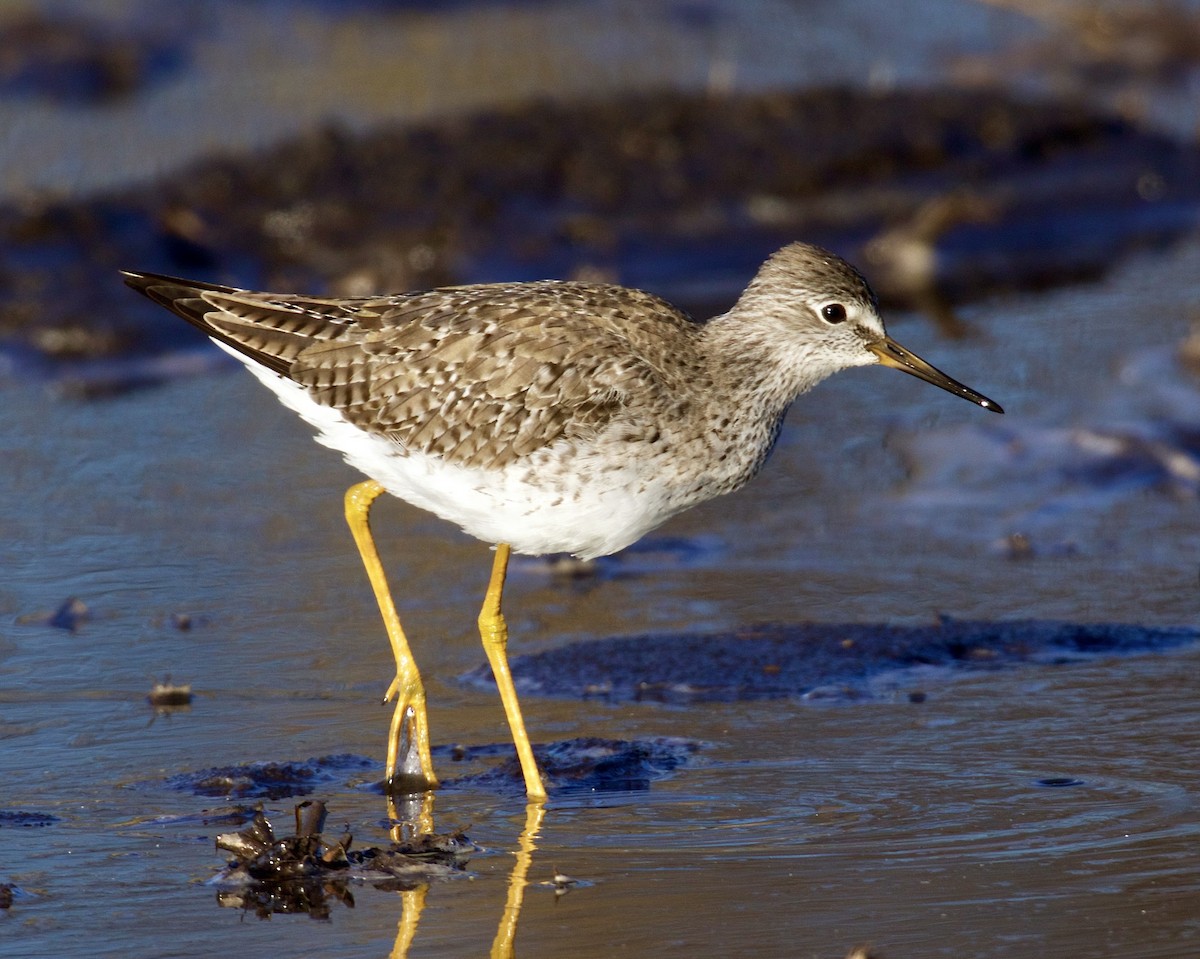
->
(442, 736, 701, 794)
(158, 738, 700, 800)
(472, 618, 1200, 703)
(887, 339, 1200, 553)
(3, 87, 1199, 391)
(162, 754, 380, 800)
(950, 3, 1200, 105)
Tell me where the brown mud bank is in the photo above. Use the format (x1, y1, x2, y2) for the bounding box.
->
(2, 85, 1198, 391)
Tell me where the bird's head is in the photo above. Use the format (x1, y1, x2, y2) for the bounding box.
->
(734, 242, 1002, 413)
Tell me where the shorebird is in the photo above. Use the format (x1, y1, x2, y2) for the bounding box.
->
(124, 242, 1001, 800)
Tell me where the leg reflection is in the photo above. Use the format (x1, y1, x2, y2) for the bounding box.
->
(384, 796, 547, 959)
(387, 791, 436, 959)
(391, 885, 428, 959)
(388, 791, 436, 843)
(491, 801, 546, 959)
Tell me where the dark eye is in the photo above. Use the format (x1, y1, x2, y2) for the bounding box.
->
(821, 303, 848, 324)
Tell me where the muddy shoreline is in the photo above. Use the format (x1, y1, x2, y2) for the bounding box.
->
(3, 85, 1197, 389)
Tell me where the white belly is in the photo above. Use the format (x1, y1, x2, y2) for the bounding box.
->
(223, 342, 680, 559)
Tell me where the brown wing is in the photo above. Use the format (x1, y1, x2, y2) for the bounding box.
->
(123, 272, 697, 470)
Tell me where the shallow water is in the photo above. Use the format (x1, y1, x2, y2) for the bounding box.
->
(2, 233, 1199, 957)
(5, 0, 1200, 956)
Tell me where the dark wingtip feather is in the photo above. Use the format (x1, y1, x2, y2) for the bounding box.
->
(121, 270, 291, 376)
(121, 269, 238, 299)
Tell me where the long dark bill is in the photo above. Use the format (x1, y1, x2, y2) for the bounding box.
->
(869, 336, 1003, 414)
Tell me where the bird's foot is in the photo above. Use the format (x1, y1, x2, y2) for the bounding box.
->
(385, 698, 439, 794)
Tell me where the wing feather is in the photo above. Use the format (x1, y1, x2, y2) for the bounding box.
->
(124, 272, 699, 471)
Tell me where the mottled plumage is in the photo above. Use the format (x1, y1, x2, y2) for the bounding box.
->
(124, 242, 1001, 797)
(131, 275, 702, 463)
(124, 243, 999, 559)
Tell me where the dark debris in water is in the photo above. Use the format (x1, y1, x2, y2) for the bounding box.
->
(462, 619, 1200, 704)
(160, 754, 377, 800)
(1035, 777, 1085, 789)
(0, 810, 60, 828)
(0, 881, 34, 909)
(436, 736, 700, 794)
(213, 800, 472, 919)
(15, 596, 92, 631)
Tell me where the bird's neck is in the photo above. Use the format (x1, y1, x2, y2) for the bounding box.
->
(672, 309, 815, 495)
(699, 304, 831, 411)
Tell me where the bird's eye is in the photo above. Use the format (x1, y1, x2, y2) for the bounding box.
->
(821, 303, 848, 324)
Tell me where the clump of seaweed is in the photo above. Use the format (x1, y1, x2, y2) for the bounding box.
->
(213, 801, 472, 919)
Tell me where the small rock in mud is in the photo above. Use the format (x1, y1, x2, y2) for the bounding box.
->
(844, 947, 885, 959)
(147, 679, 193, 708)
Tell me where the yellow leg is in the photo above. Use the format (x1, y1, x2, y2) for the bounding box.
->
(479, 544, 546, 799)
(345, 480, 438, 791)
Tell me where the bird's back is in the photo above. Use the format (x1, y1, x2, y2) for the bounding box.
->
(124, 273, 704, 474)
